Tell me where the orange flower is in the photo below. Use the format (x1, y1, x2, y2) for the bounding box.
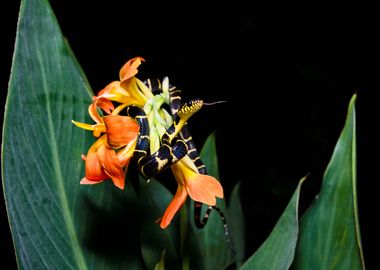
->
(72, 57, 151, 190)
(92, 57, 153, 107)
(159, 156, 224, 228)
(75, 114, 139, 190)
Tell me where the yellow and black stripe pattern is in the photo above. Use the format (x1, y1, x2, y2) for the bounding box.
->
(118, 105, 150, 168)
(143, 78, 234, 253)
(135, 79, 204, 180)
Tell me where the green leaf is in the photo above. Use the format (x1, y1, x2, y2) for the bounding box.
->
(199, 132, 220, 179)
(189, 132, 235, 270)
(2, 0, 144, 269)
(153, 250, 166, 270)
(293, 94, 365, 269)
(226, 182, 245, 269)
(240, 177, 306, 270)
(139, 177, 181, 270)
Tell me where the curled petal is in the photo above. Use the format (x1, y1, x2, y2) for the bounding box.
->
(120, 77, 147, 106)
(97, 142, 125, 189)
(71, 119, 105, 137)
(160, 186, 188, 229)
(185, 175, 224, 206)
(136, 77, 154, 99)
(71, 120, 96, 131)
(93, 124, 106, 137)
(83, 136, 108, 181)
(103, 115, 139, 148)
(88, 102, 103, 124)
(96, 97, 114, 114)
(97, 81, 132, 104)
(80, 178, 104, 185)
(119, 57, 145, 82)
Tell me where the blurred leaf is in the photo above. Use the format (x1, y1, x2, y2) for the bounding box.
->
(293, 94, 365, 269)
(154, 250, 166, 270)
(226, 182, 245, 269)
(189, 132, 235, 270)
(2, 0, 144, 269)
(139, 177, 181, 270)
(240, 177, 306, 270)
(199, 132, 220, 179)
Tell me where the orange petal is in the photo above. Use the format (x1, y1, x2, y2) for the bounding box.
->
(97, 81, 119, 96)
(160, 186, 188, 229)
(84, 136, 108, 181)
(103, 115, 139, 148)
(96, 97, 114, 114)
(80, 178, 104, 185)
(119, 57, 145, 82)
(88, 102, 102, 124)
(97, 81, 131, 104)
(185, 175, 224, 206)
(97, 143, 125, 189)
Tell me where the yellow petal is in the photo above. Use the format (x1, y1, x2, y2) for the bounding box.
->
(136, 77, 154, 99)
(93, 124, 106, 137)
(179, 155, 199, 174)
(97, 81, 131, 104)
(117, 137, 137, 166)
(120, 77, 148, 106)
(71, 120, 95, 131)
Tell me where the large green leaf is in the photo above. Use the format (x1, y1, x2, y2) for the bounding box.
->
(2, 0, 144, 269)
(189, 132, 235, 270)
(240, 177, 306, 270)
(226, 182, 245, 269)
(139, 177, 181, 270)
(293, 94, 365, 269)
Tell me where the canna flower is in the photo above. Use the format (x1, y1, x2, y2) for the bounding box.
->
(72, 56, 153, 189)
(73, 101, 139, 189)
(92, 57, 153, 108)
(159, 156, 224, 229)
(78, 115, 139, 189)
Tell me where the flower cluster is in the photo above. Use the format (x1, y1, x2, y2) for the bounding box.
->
(72, 57, 223, 228)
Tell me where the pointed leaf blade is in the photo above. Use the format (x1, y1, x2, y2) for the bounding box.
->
(240, 177, 306, 270)
(2, 0, 144, 269)
(189, 132, 234, 270)
(226, 182, 245, 269)
(293, 94, 365, 269)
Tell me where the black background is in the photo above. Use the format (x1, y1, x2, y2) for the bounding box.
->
(1, 1, 377, 269)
